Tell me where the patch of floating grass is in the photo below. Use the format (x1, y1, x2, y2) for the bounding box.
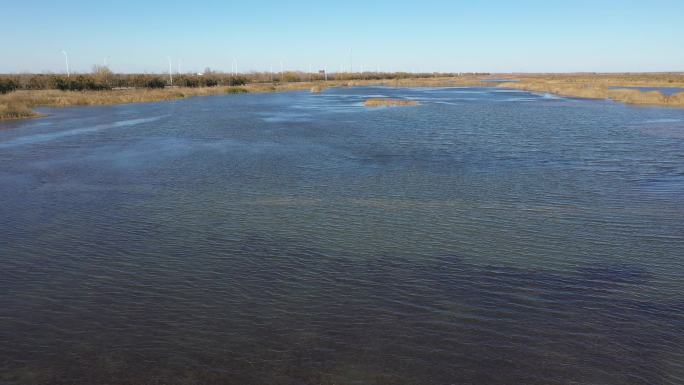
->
(310, 83, 327, 93)
(364, 99, 419, 108)
(0, 101, 40, 120)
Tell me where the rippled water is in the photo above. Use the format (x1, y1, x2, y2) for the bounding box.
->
(1, 87, 683, 385)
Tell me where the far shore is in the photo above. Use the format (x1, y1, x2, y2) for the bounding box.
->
(2, 73, 684, 121)
(498, 74, 684, 108)
(0, 76, 492, 121)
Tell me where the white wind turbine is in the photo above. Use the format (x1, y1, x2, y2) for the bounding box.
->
(167, 56, 173, 84)
(61, 50, 70, 77)
(349, 48, 353, 73)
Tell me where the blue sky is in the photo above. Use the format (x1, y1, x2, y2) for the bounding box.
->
(2, 0, 683, 73)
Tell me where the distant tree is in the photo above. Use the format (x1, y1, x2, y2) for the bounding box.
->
(144, 77, 167, 89)
(27, 75, 57, 90)
(178, 76, 200, 88)
(228, 76, 247, 86)
(91, 65, 113, 87)
(53, 75, 110, 91)
(130, 75, 166, 89)
(0, 78, 17, 94)
(282, 72, 300, 82)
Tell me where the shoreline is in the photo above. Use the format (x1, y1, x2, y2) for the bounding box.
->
(3, 74, 684, 122)
(499, 82, 684, 108)
(498, 74, 684, 108)
(0, 76, 494, 121)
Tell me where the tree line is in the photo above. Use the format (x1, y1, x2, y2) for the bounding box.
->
(0, 66, 488, 94)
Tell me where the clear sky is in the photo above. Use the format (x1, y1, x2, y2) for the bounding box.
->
(2, 0, 683, 74)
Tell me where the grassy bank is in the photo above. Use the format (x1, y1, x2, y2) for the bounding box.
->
(7, 73, 683, 121)
(0, 83, 308, 120)
(499, 74, 684, 108)
(507, 73, 684, 88)
(0, 88, 218, 120)
(0, 75, 496, 121)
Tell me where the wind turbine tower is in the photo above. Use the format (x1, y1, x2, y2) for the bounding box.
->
(349, 48, 353, 73)
(61, 50, 70, 77)
(167, 56, 173, 85)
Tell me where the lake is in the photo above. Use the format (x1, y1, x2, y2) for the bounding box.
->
(1, 87, 683, 385)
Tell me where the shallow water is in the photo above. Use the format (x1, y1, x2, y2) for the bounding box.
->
(1, 87, 683, 385)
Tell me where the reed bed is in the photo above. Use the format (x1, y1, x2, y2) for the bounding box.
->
(0, 76, 498, 121)
(0, 101, 39, 120)
(310, 83, 328, 93)
(10, 73, 681, 120)
(510, 73, 684, 88)
(364, 99, 419, 107)
(0, 85, 298, 120)
(499, 80, 684, 108)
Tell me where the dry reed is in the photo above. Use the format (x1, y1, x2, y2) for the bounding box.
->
(0, 75, 498, 120)
(364, 99, 419, 107)
(6, 73, 682, 121)
(499, 80, 684, 108)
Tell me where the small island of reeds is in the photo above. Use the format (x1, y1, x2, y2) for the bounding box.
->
(364, 98, 419, 108)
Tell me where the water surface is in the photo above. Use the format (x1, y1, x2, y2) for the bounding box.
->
(1, 87, 683, 385)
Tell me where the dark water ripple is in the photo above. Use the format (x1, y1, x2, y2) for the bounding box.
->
(1, 87, 684, 385)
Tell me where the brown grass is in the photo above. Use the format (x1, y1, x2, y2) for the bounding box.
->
(499, 79, 684, 108)
(364, 99, 419, 107)
(0, 85, 293, 120)
(0, 101, 40, 120)
(507, 73, 684, 88)
(8, 73, 682, 120)
(348, 76, 497, 88)
(0, 75, 501, 121)
(310, 83, 327, 93)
